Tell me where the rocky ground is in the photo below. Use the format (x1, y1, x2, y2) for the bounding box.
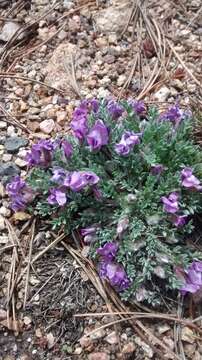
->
(0, 0, 202, 359)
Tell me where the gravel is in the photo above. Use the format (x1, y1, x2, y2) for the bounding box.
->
(4, 137, 28, 153)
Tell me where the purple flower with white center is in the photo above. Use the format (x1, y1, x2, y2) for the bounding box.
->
(107, 100, 124, 120)
(6, 176, 34, 211)
(181, 167, 202, 191)
(128, 99, 146, 114)
(97, 242, 119, 261)
(64, 171, 100, 192)
(98, 261, 130, 292)
(150, 164, 164, 176)
(47, 188, 67, 206)
(179, 261, 202, 295)
(26, 139, 54, 167)
(115, 131, 141, 156)
(51, 168, 66, 184)
(161, 192, 179, 213)
(61, 140, 73, 159)
(87, 120, 109, 151)
(172, 214, 188, 227)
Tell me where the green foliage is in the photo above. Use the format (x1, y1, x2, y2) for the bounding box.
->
(25, 100, 202, 305)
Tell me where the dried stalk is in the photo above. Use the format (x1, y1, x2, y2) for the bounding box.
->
(23, 219, 36, 309)
(0, 103, 30, 133)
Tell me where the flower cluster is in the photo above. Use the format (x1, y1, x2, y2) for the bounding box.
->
(161, 167, 201, 228)
(107, 100, 124, 120)
(6, 176, 34, 211)
(179, 261, 202, 295)
(26, 139, 54, 167)
(115, 131, 142, 156)
(6, 98, 202, 305)
(128, 99, 146, 114)
(97, 242, 130, 292)
(181, 167, 202, 191)
(48, 170, 100, 206)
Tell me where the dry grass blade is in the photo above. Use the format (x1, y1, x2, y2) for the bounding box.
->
(174, 297, 186, 360)
(0, 0, 61, 68)
(0, 103, 30, 133)
(119, 0, 166, 99)
(23, 219, 36, 309)
(167, 39, 202, 89)
(31, 233, 66, 265)
(136, 320, 180, 360)
(74, 311, 202, 330)
(0, 73, 65, 94)
(29, 268, 58, 304)
(63, 54, 82, 99)
(6, 242, 18, 331)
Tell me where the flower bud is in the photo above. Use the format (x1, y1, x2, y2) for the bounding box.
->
(125, 194, 137, 203)
(117, 217, 129, 235)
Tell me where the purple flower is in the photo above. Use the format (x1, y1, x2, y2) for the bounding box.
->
(87, 120, 109, 151)
(115, 131, 141, 156)
(98, 261, 130, 292)
(81, 227, 97, 237)
(51, 168, 66, 184)
(71, 102, 89, 141)
(161, 192, 179, 213)
(160, 103, 187, 128)
(61, 140, 73, 159)
(92, 186, 102, 200)
(89, 98, 99, 113)
(71, 116, 88, 141)
(81, 226, 98, 244)
(81, 171, 100, 186)
(181, 167, 202, 191)
(65, 171, 86, 192)
(172, 215, 188, 227)
(26, 139, 54, 167)
(47, 188, 67, 206)
(150, 164, 164, 175)
(128, 99, 146, 114)
(179, 261, 202, 295)
(97, 242, 119, 261)
(64, 171, 100, 192)
(107, 100, 124, 120)
(6, 176, 34, 211)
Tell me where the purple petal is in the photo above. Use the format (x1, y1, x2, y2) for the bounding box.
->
(87, 120, 109, 151)
(97, 242, 119, 261)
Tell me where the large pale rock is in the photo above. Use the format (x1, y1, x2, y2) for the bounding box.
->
(94, 1, 131, 34)
(43, 42, 79, 91)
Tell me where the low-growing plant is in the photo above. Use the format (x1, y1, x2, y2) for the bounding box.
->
(7, 98, 202, 305)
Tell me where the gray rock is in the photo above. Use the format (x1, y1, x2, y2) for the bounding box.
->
(5, 137, 28, 153)
(0, 162, 20, 183)
(94, 1, 131, 33)
(63, 0, 74, 9)
(0, 0, 9, 8)
(43, 42, 80, 91)
(0, 21, 24, 42)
